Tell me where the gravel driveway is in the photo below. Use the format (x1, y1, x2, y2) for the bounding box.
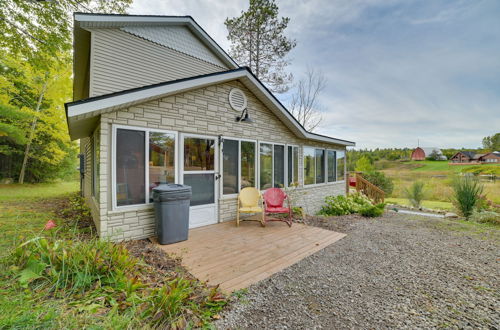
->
(216, 213, 500, 329)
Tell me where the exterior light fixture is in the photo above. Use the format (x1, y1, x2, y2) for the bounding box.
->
(235, 108, 253, 123)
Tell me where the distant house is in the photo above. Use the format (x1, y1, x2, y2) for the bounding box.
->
(450, 151, 476, 163)
(478, 152, 500, 163)
(411, 147, 447, 161)
(450, 151, 500, 164)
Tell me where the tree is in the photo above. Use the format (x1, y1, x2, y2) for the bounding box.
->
(289, 68, 326, 131)
(482, 133, 500, 151)
(0, 0, 132, 182)
(225, 0, 296, 93)
(426, 150, 441, 161)
(355, 155, 375, 173)
(0, 0, 132, 64)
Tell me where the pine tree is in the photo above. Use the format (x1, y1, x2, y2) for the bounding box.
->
(225, 0, 296, 93)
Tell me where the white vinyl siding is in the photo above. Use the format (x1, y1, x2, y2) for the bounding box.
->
(89, 29, 227, 97)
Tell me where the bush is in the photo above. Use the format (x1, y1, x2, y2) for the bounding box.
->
(318, 192, 372, 216)
(405, 181, 426, 208)
(359, 203, 386, 217)
(362, 171, 394, 195)
(452, 176, 484, 219)
(469, 211, 500, 225)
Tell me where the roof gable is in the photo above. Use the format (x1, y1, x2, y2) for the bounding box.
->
(65, 68, 354, 146)
(121, 26, 226, 67)
(75, 13, 238, 69)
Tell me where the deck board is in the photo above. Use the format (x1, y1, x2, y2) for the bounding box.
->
(154, 219, 346, 293)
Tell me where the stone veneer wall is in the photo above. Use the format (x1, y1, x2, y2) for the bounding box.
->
(83, 80, 347, 241)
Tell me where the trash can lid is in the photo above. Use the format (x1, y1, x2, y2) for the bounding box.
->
(152, 183, 191, 194)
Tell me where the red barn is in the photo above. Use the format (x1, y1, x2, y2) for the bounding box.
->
(411, 147, 447, 161)
(411, 147, 426, 161)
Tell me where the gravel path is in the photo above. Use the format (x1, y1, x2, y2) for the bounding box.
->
(216, 213, 500, 329)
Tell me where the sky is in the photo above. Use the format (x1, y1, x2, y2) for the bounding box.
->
(130, 0, 500, 150)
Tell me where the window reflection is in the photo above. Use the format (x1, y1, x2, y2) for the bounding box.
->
(241, 141, 255, 189)
(149, 132, 175, 201)
(260, 143, 272, 189)
(184, 138, 215, 171)
(116, 129, 145, 206)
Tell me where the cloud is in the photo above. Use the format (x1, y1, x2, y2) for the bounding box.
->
(130, 0, 500, 149)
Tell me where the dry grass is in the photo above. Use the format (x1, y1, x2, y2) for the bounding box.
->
(381, 162, 500, 204)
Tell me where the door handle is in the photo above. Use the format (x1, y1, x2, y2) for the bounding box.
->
(215, 173, 221, 180)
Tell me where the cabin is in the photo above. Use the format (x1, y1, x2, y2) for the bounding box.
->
(477, 152, 500, 163)
(65, 13, 355, 241)
(410, 147, 447, 161)
(449, 151, 500, 164)
(449, 151, 476, 163)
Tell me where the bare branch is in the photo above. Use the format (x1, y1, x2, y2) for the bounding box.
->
(288, 67, 326, 132)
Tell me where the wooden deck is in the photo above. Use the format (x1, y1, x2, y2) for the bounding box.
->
(155, 220, 346, 293)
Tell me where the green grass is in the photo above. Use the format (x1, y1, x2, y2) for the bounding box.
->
(405, 160, 469, 172)
(0, 181, 226, 328)
(0, 181, 79, 256)
(382, 161, 500, 204)
(386, 198, 454, 211)
(0, 181, 79, 202)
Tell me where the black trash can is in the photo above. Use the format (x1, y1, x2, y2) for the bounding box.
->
(152, 184, 192, 244)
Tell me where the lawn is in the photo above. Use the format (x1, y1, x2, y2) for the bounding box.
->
(381, 161, 500, 204)
(0, 181, 79, 256)
(0, 181, 226, 328)
(385, 197, 454, 211)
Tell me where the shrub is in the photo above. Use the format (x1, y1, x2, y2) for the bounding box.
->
(362, 171, 394, 195)
(405, 181, 426, 208)
(469, 211, 500, 225)
(452, 176, 484, 219)
(318, 192, 372, 216)
(359, 203, 386, 217)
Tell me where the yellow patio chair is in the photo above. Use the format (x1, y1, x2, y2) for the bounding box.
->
(237, 187, 265, 227)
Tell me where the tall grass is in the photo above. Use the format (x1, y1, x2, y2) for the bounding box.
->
(405, 181, 426, 208)
(452, 176, 484, 219)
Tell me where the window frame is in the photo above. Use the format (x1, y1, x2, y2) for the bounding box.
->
(220, 136, 258, 198)
(258, 141, 286, 190)
(111, 124, 178, 211)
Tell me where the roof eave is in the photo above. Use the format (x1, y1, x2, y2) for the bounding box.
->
(66, 68, 355, 147)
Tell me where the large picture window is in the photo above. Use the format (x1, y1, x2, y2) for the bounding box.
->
(303, 147, 315, 185)
(259, 143, 272, 189)
(114, 126, 177, 208)
(327, 150, 336, 182)
(304, 147, 340, 185)
(337, 150, 345, 181)
(222, 139, 239, 195)
(315, 149, 325, 183)
(274, 145, 285, 187)
(259, 142, 285, 189)
(222, 139, 256, 195)
(241, 141, 256, 189)
(149, 132, 176, 201)
(116, 129, 146, 206)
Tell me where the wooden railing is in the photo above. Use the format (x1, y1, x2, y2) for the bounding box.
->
(350, 172, 385, 204)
